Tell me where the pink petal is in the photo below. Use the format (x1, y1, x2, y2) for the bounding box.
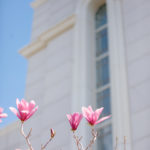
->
(0, 119, 2, 123)
(29, 100, 35, 112)
(73, 112, 79, 122)
(88, 106, 93, 113)
(67, 114, 71, 121)
(9, 107, 21, 120)
(25, 106, 38, 121)
(21, 99, 29, 110)
(95, 107, 104, 120)
(82, 107, 89, 118)
(16, 98, 20, 109)
(0, 113, 8, 118)
(82, 107, 92, 122)
(95, 115, 111, 124)
(19, 110, 29, 121)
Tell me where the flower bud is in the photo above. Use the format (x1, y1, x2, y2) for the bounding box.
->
(50, 128, 55, 138)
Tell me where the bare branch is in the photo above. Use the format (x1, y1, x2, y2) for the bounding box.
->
(20, 122, 34, 150)
(73, 132, 84, 150)
(115, 137, 118, 150)
(40, 129, 55, 150)
(124, 136, 126, 150)
(85, 128, 97, 150)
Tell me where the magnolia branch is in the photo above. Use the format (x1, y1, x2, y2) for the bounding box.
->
(115, 137, 118, 150)
(124, 136, 126, 150)
(73, 132, 83, 150)
(41, 129, 55, 150)
(20, 122, 33, 150)
(85, 128, 97, 150)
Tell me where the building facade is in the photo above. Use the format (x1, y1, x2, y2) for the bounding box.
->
(0, 0, 150, 150)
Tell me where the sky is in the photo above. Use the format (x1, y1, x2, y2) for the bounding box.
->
(0, 0, 33, 128)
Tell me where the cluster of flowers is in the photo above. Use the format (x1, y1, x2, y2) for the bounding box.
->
(0, 98, 110, 150)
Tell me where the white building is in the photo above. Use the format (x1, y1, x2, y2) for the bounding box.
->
(0, 0, 150, 150)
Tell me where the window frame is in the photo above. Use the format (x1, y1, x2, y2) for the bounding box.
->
(71, 0, 132, 150)
(94, 4, 113, 150)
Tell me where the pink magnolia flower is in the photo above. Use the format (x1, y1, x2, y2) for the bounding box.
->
(67, 112, 83, 131)
(0, 107, 8, 123)
(82, 106, 110, 126)
(9, 98, 38, 122)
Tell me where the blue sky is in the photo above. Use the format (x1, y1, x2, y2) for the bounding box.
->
(0, 0, 33, 128)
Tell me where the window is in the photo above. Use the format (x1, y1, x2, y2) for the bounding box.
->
(72, 0, 132, 149)
(95, 4, 112, 150)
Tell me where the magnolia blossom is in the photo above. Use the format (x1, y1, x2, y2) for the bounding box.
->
(67, 112, 83, 131)
(0, 107, 8, 123)
(82, 106, 110, 126)
(9, 98, 38, 122)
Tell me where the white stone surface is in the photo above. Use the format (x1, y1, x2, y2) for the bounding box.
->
(123, 0, 150, 149)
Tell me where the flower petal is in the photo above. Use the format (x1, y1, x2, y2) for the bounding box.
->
(66, 114, 71, 121)
(25, 106, 38, 121)
(19, 110, 29, 121)
(21, 99, 29, 110)
(0, 113, 8, 118)
(9, 107, 20, 119)
(16, 98, 20, 109)
(82, 106, 92, 122)
(95, 115, 111, 124)
(29, 100, 35, 112)
(88, 106, 93, 113)
(94, 107, 104, 120)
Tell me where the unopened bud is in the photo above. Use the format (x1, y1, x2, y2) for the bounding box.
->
(50, 128, 55, 138)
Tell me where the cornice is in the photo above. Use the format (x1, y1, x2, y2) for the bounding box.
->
(30, 0, 48, 9)
(19, 15, 76, 59)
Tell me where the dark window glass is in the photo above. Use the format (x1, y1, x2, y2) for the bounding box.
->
(96, 28, 108, 57)
(97, 125, 112, 150)
(96, 57, 110, 88)
(97, 88, 111, 116)
(96, 4, 107, 29)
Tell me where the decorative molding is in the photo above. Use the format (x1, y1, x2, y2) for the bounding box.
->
(19, 15, 76, 58)
(30, 0, 48, 9)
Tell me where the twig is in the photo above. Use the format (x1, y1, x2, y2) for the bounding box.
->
(20, 122, 34, 150)
(85, 128, 97, 150)
(41, 129, 54, 150)
(115, 137, 118, 150)
(73, 132, 84, 150)
(41, 137, 53, 150)
(124, 136, 126, 150)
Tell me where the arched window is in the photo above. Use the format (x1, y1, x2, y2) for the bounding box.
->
(95, 4, 112, 150)
(72, 1, 132, 150)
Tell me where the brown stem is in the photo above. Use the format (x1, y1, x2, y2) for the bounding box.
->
(115, 137, 118, 150)
(124, 136, 126, 150)
(41, 129, 54, 150)
(85, 128, 97, 150)
(20, 122, 34, 150)
(73, 132, 83, 150)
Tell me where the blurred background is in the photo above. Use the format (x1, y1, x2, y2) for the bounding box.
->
(0, 0, 33, 128)
(0, 0, 150, 150)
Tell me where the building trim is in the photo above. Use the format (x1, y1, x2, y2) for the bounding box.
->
(30, 0, 48, 9)
(19, 15, 76, 58)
